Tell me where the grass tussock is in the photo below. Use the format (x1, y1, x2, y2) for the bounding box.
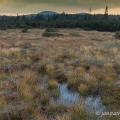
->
(0, 96, 6, 110)
(69, 106, 89, 120)
(15, 41, 24, 47)
(48, 104, 67, 116)
(46, 64, 56, 76)
(48, 80, 58, 90)
(78, 84, 89, 96)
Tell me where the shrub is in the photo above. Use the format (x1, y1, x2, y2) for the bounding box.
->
(83, 27, 93, 31)
(45, 28, 58, 32)
(42, 32, 63, 37)
(114, 31, 120, 39)
(22, 28, 28, 33)
(70, 32, 80, 37)
(42, 28, 62, 37)
(1, 28, 7, 30)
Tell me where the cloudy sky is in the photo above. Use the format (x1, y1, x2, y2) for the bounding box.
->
(0, 0, 120, 15)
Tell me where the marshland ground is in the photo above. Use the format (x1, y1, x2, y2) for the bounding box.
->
(0, 28, 120, 120)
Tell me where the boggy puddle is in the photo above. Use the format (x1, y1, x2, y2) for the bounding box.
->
(39, 75, 105, 112)
(51, 83, 105, 113)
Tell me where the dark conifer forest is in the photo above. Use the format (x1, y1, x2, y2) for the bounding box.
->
(1, 8, 120, 32)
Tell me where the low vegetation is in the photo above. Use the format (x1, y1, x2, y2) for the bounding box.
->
(45, 28, 58, 32)
(42, 28, 63, 37)
(114, 31, 120, 39)
(70, 32, 80, 37)
(22, 28, 28, 33)
(0, 29, 119, 120)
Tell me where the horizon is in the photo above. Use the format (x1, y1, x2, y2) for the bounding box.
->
(0, 0, 120, 16)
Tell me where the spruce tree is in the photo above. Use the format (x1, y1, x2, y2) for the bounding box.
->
(104, 6, 108, 19)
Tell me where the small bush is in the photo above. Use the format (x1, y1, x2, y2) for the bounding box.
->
(114, 31, 120, 39)
(1, 28, 7, 30)
(45, 28, 58, 32)
(70, 32, 80, 37)
(42, 32, 63, 37)
(83, 27, 93, 31)
(22, 28, 28, 33)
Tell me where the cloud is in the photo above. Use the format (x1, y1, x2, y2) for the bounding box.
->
(9, 0, 120, 9)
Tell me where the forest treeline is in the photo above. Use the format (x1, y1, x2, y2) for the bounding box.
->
(0, 12, 120, 32)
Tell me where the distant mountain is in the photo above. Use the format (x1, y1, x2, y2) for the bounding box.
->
(24, 11, 58, 19)
(78, 12, 89, 15)
(39, 11, 58, 15)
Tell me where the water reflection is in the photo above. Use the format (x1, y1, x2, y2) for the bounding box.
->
(52, 83, 105, 112)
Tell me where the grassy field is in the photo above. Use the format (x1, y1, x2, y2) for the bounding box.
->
(0, 28, 120, 120)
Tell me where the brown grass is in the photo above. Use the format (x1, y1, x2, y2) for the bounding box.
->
(0, 28, 119, 120)
(0, 29, 115, 48)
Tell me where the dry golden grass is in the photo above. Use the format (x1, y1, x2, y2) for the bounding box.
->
(34, 113, 48, 120)
(21, 70, 38, 85)
(0, 96, 6, 110)
(48, 80, 58, 90)
(0, 28, 119, 120)
(0, 29, 115, 48)
(68, 106, 89, 120)
(35, 85, 44, 95)
(56, 114, 70, 120)
(85, 75, 98, 90)
(46, 64, 56, 75)
(15, 41, 24, 47)
(78, 84, 89, 96)
(0, 42, 11, 48)
(19, 84, 33, 102)
(76, 67, 86, 77)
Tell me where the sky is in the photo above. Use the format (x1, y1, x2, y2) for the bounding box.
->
(0, 0, 120, 15)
